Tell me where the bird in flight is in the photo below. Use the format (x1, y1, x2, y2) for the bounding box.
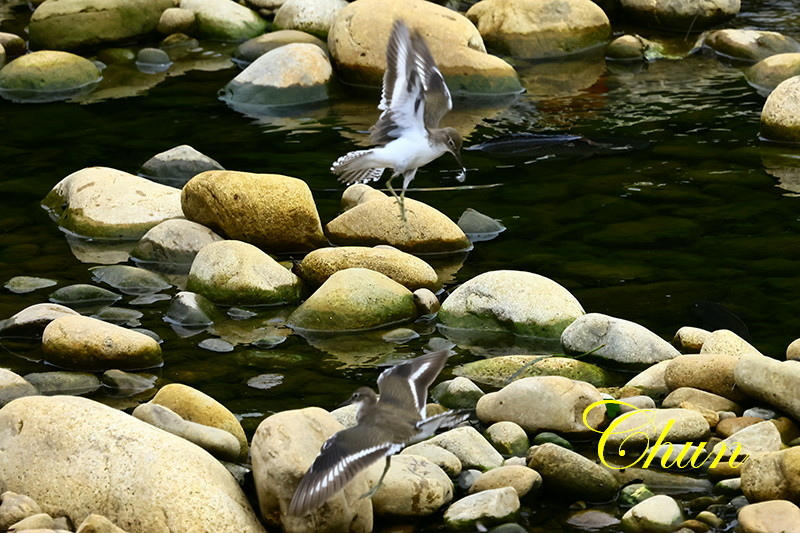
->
(288, 349, 468, 516)
(331, 20, 466, 221)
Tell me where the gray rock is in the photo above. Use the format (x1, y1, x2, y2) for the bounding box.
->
(181, 0, 267, 41)
(0, 303, 80, 338)
(49, 284, 121, 313)
(747, 53, 800, 94)
(566, 510, 621, 530)
(761, 76, 800, 143)
(251, 407, 372, 531)
(133, 403, 241, 462)
(187, 240, 304, 306)
(743, 407, 776, 419)
(712, 420, 781, 458)
(23, 372, 101, 396)
(468, 465, 541, 497)
(136, 47, 171, 71)
(165, 291, 223, 328)
(443, 487, 519, 530)
(662, 387, 743, 415)
(131, 219, 224, 273)
(236, 30, 328, 63)
(89, 265, 171, 296)
(287, 268, 416, 332)
(371, 454, 453, 516)
(41, 167, 183, 240)
(618, 0, 739, 32)
(703, 29, 800, 62)
(139, 145, 224, 187)
(0, 396, 265, 532)
(0, 492, 42, 532)
(101, 369, 157, 397)
(221, 43, 332, 108)
(42, 315, 162, 370)
(476, 376, 604, 434)
(440, 270, 585, 338)
(527, 443, 618, 502)
(157, 7, 197, 35)
(736, 354, 800, 420)
(274, 0, 348, 38)
(737, 500, 800, 533)
(412, 288, 440, 316)
(428, 426, 504, 471)
(3, 276, 57, 294)
(456, 208, 506, 242)
(621, 494, 684, 532)
(431, 377, 484, 410)
(561, 312, 680, 366)
(400, 442, 462, 477)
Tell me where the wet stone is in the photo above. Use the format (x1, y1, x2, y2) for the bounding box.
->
(0, 303, 80, 339)
(138, 145, 224, 188)
(89, 265, 171, 296)
(101, 369, 157, 396)
(247, 373, 284, 390)
(3, 276, 57, 294)
(136, 48, 171, 72)
(484, 421, 530, 457)
(0, 50, 101, 103)
(49, 284, 121, 313)
(457, 208, 506, 242)
(431, 376, 484, 410)
(91, 307, 143, 327)
(165, 291, 222, 328)
(198, 338, 235, 352)
(23, 372, 101, 396)
(0, 369, 38, 407)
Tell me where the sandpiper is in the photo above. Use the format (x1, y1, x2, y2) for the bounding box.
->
(288, 349, 468, 515)
(330, 20, 466, 221)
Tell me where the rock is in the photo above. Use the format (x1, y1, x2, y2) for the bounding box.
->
(400, 443, 462, 477)
(23, 372, 101, 396)
(101, 369, 157, 397)
(468, 465, 541, 497)
(326, 196, 471, 254)
(699, 329, 761, 357)
(371, 455, 452, 516)
(0, 50, 101, 103)
(712, 420, 781, 458)
(526, 443, 618, 502)
(139, 144, 224, 186)
(0, 369, 38, 408)
(618, 0, 739, 32)
(222, 43, 331, 108)
(673, 326, 711, 353)
(157, 7, 196, 35)
(466, 0, 610, 59)
(327, 0, 521, 95)
(440, 270, 584, 338)
(760, 75, 800, 143)
(735, 354, 800, 421)
(287, 268, 416, 332)
(0, 396, 265, 532)
(164, 291, 223, 327)
(180, 0, 268, 41)
(443, 487, 519, 530)
(703, 29, 800, 62)
(182, 170, 327, 253)
(624, 360, 672, 396)
(737, 500, 800, 533)
(273, 0, 347, 38)
(561, 313, 680, 366)
(49, 284, 122, 313)
(74, 513, 129, 533)
(150, 383, 248, 461)
(431, 377, 484, 410)
(412, 288, 440, 316)
(665, 354, 745, 402)
(455, 355, 615, 388)
(340, 183, 387, 210)
(477, 376, 604, 434)
(251, 407, 372, 531)
(621, 494, 684, 532)
(187, 240, 303, 306)
(41, 167, 183, 240)
(484, 421, 530, 457)
(41, 315, 162, 370)
(567, 510, 621, 530)
(456, 208, 506, 242)
(236, 29, 327, 63)
(0, 303, 80, 338)
(662, 387, 743, 414)
(3, 276, 57, 294)
(7, 512, 55, 530)
(0, 32, 26, 57)
(741, 447, 800, 503)
(604, 408, 711, 455)
(717, 417, 763, 438)
(130, 219, 224, 273)
(136, 47, 171, 70)
(28, 0, 173, 51)
(89, 265, 171, 296)
(605, 34, 662, 61)
(133, 403, 241, 462)
(0, 492, 42, 532)
(296, 246, 439, 291)
(748, 54, 800, 94)
(428, 426, 504, 471)
(617, 396, 656, 413)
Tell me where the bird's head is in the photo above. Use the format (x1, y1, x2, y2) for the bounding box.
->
(439, 127, 465, 177)
(343, 387, 379, 422)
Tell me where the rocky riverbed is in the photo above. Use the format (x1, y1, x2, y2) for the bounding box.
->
(2, 0, 800, 532)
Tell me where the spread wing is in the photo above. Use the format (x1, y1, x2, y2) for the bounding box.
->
(369, 20, 452, 145)
(288, 426, 400, 516)
(376, 349, 450, 417)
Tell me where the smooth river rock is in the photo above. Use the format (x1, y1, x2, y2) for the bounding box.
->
(468, 465, 541, 497)
(760, 75, 800, 143)
(699, 329, 762, 357)
(0, 303, 80, 339)
(747, 53, 800, 94)
(138, 144, 224, 186)
(182, 170, 328, 253)
(427, 426, 504, 471)
(180, 0, 268, 41)
(741, 447, 800, 503)
(0, 50, 101, 103)
(737, 500, 800, 533)
(620, 494, 684, 532)
(527, 443, 618, 503)
(704, 29, 800, 62)
(371, 454, 453, 516)
(712, 420, 782, 458)
(0, 369, 38, 407)
(439, 270, 585, 338)
(618, 0, 739, 32)
(41, 167, 183, 240)
(273, 0, 347, 38)
(443, 487, 519, 530)
(0, 396, 265, 532)
(603, 408, 711, 454)
(130, 218, 223, 273)
(42, 315, 162, 370)
(664, 354, 747, 402)
(235, 29, 328, 63)
(455, 355, 615, 388)
(735, 353, 800, 421)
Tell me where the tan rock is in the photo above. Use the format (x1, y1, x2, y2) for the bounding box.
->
(735, 354, 800, 421)
(468, 465, 541, 497)
(672, 326, 710, 353)
(75, 513, 129, 533)
(662, 387, 743, 415)
(717, 417, 763, 438)
(741, 447, 800, 503)
(747, 53, 800, 94)
(274, 0, 348, 37)
(788, 337, 800, 361)
(664, 354, 746, 402)
(0, 492, 42, 531)
(761, 76, 800, 143)
(443, 487, 520, 529)
(699, 329, 762, 357)
(738, 500, 800, 533)
(603, 408, 711, 452)
(527, 443, 618, 502)
(371, 455, 453, 516)
(400, 443, 461, 477)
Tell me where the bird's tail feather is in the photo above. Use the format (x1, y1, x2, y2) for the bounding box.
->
(411, 410, 470, 443)
(331, 150, 385, 185)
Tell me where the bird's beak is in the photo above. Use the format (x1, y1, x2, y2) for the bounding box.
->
(338, 397, 354, 408)
(451, 151, 466, 183)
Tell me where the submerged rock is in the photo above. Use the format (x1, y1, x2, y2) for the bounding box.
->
(49, 284, 122, 312)
(164, 291, 223, 328)
(273, 0, 348, 38)
(703, 29, 800, 62)
(139, 144, 224, 186)
(327, 0, 522, 95)
(187, 240, 304, 306)
(760, 76, 800, 143)
(439, 270, 585, 338)
(456, 208, 506, 242)
(182, 170, 328, 253)
(23, 371, 101, 396)
(89, 265, 171, 295)
(181, 0, 268, 41)
(41, 167, 183, 240)
(3, 276, 57, 294)
(0, 51, 101, 103)
(466, 0, 611, 59)
(288, 268, 416, 332)
(0, 396, 265, 532)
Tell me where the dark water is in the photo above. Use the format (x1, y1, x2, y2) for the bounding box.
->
(2, 0, 800, 529)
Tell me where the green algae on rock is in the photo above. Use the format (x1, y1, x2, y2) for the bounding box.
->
(0, 50, 101, 103)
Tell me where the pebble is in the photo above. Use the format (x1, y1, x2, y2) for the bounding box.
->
(484, 421, 530, 457)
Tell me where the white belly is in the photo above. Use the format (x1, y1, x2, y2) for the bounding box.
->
(372, 134, 444, 173)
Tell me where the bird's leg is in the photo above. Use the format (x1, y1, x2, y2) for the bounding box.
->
(384, 173, 406, 223)
(360, 456, 392, 500)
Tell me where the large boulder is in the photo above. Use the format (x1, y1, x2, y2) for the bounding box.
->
(182, 170, 328, 253)
(439, 270, 585, 338)
(180, 0, 268, 41)
(41, 167, 183, 240)
(28, 0, 174, 51)
(287, 268, 416, 332)
(327, 0, 521, 95)
(760, 75, 800, 143)
(466, 0, 611, 59)
(0, 396, 265, 532)
(0, 50, 101, 103)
